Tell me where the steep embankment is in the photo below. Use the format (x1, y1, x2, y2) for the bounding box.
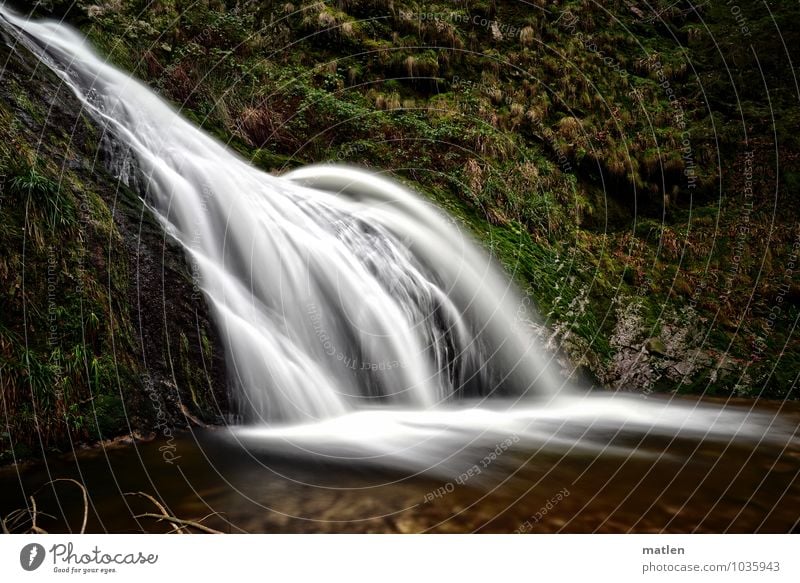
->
(1, 0, 798, 464)
(0, 22, 228, 461)
(62, 0, 797, 398)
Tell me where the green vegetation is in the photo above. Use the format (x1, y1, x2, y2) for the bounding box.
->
(0, 146, 134, 460)
(2, 0, 798, 460)
(0, 25, 226, 462)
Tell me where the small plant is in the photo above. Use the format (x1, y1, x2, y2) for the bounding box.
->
(9, 163, 76, 231)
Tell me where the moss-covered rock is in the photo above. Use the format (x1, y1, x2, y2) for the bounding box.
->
(0, 27, 228, 461)
(2, 0, 797, 414)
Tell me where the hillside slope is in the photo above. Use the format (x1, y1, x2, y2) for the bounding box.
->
(1, 0, 798, 460)
(0, 24, 228, 461)
(68, 0, 798, 396)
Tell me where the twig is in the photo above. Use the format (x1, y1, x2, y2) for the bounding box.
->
(1, 507, 52, 534)
(3, 508, 29, 530)
(29, 495, 37, 533)
(134, 513, 223, 534)
(26, 494, 49, 533)
(47, 479, 88, 534)
(125, 492, 186, 534)
(194, 512, 224, 525)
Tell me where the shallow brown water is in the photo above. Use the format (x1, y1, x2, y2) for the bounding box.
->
(1, 397, 798, 534)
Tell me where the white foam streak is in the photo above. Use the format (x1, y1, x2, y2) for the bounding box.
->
(2, 9, 795, 476)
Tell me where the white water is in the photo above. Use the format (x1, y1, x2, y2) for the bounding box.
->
(2, 9, 795, 475)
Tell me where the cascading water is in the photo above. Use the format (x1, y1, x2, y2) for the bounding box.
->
(0, 7, 562, 417)
(2, 8, 795, 475)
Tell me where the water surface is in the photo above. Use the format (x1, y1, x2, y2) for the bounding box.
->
(2, 396, 797, 533)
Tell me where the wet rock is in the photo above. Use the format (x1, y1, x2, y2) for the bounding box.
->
(0, 34, 229, 446)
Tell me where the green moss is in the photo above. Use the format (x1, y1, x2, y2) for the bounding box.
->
(1, 0, 797, 410)
(88, 394, 127, 440)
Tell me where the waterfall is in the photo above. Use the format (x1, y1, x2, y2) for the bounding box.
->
(2, 8, 794, 473)
(0, 8, 564, 420)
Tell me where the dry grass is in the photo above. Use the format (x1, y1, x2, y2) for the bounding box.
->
(520, 26, 535, 48)
(557, 116, 583, 141)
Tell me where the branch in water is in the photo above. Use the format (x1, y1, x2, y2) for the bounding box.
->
(134, 513, 223, 534)
(46, 478, 88, 534)
(126, 491, 223, 533)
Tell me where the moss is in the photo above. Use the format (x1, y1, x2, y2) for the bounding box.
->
(0, 29, 227, 461)
(87, 394, 127, 440)
(1, 0, 797, 406)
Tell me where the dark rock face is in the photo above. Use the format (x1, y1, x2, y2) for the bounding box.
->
(108, 157, 231, 432)
(0, 25, 228, 457)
